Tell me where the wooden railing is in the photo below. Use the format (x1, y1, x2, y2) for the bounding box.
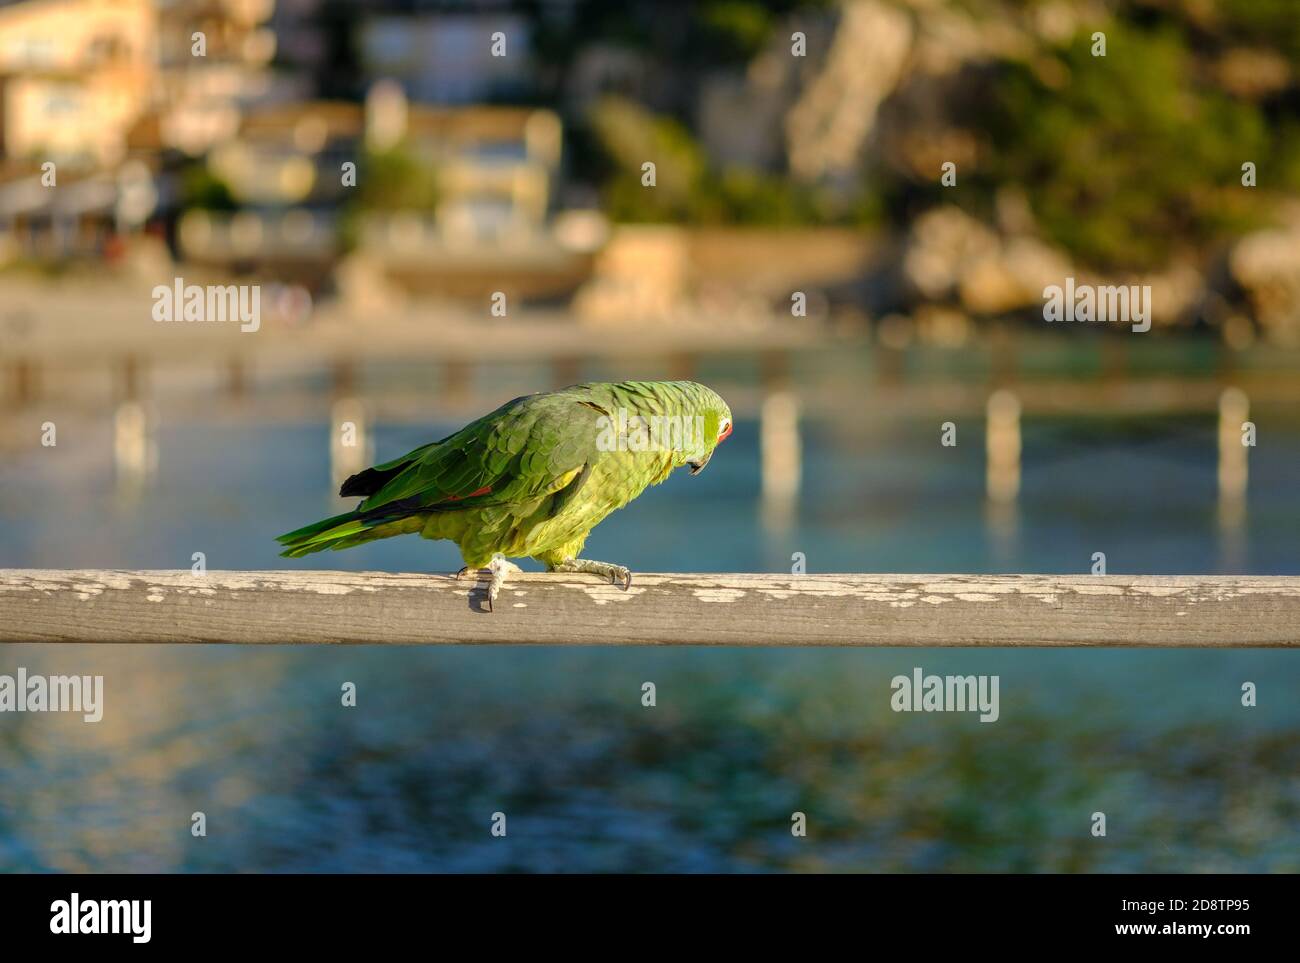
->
(1, 571, 1296, 646)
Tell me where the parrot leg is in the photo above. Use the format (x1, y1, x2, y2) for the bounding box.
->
(485, 554, 521, 613)
(554, 558, 633, 591)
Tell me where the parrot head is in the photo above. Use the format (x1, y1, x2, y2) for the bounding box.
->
(682, 386, 733, 476)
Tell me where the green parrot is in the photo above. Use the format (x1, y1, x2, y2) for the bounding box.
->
(276, 380, 733, 610)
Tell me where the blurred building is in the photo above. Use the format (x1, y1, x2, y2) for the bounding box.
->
(175, 84, 592, 300)
(0, 0, 285, 263)
(0, 0, 281, 164)
(177, 99, 358, 276)
(149, 0, 287, 158)
(355, 87, 594, 303)
(369, 90, 561, 246)
(0, 0, 156, 167)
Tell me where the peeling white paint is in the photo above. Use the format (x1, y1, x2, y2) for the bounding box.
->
(568, 582, 645, 605)
(692, 588, 747, 603)
(1070, 583, 1127, 596)
(1127, 585, 1189, 598)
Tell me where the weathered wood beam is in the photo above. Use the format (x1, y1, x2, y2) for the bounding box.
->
(0, 571, 1296, 646)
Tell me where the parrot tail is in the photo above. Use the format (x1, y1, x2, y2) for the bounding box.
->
(275, 510, 367, 557)
(275, 509, 420, 557)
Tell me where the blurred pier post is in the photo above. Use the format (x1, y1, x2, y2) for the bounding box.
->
(113, 401, 157, 490)
(331, 397, 372, 493)
(985, 389, 1021, 503)
(330, 358, 371, 492)
(759, 351, 801, 531)
(113, 354, 156, 489)
(1217, 387, 1249, 563)
(984, 388, 1021, 558)
(760, 391, 801, 530)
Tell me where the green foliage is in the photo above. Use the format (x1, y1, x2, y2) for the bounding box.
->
(589, 97, 706, 222)
(704, 168, 824, 225)
(698, 2, 778, 61)
(1213, 0, 1300, 62)
(1270, 121, 1300, 194)
(589, 96, 858, 226)
(335, 145, 439, 251)
(353, 146, 439, 213)
(179, 163, 236, 212)
(973, 22, 1269, 270)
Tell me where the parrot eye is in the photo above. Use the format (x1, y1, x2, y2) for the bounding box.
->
(717, 418, 732, 443)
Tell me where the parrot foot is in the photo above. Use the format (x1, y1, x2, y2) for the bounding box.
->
(555, 558, 633, 591)
(485, 554, 521, 613)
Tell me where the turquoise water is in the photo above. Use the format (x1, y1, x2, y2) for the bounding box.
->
(1, 403, 1297, 871)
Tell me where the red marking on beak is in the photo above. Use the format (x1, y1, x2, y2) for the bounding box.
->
(718, 422, 733, 443)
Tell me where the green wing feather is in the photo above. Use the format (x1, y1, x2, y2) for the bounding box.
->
(275, 389, 605, 557)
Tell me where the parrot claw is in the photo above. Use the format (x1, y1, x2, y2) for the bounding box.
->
(485, 554, 521, 613)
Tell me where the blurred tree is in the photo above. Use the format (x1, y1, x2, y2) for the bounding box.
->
(1212, 0, 1300, 62)
(589, 96, 708, 222)
(179, 163, 236, 212)
(704, 168, 826, 225)
(697, 1, 780, 61)
(972, 23, 1269, 270)
(590, 96, 844, 226)
(353, 146, 439, 213)
(337, 145, 439, 252)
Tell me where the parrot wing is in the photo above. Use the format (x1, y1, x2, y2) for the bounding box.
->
(351, 393, 605, 515)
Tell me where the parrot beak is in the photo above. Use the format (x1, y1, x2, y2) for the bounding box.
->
(687, 451, 712, 475)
